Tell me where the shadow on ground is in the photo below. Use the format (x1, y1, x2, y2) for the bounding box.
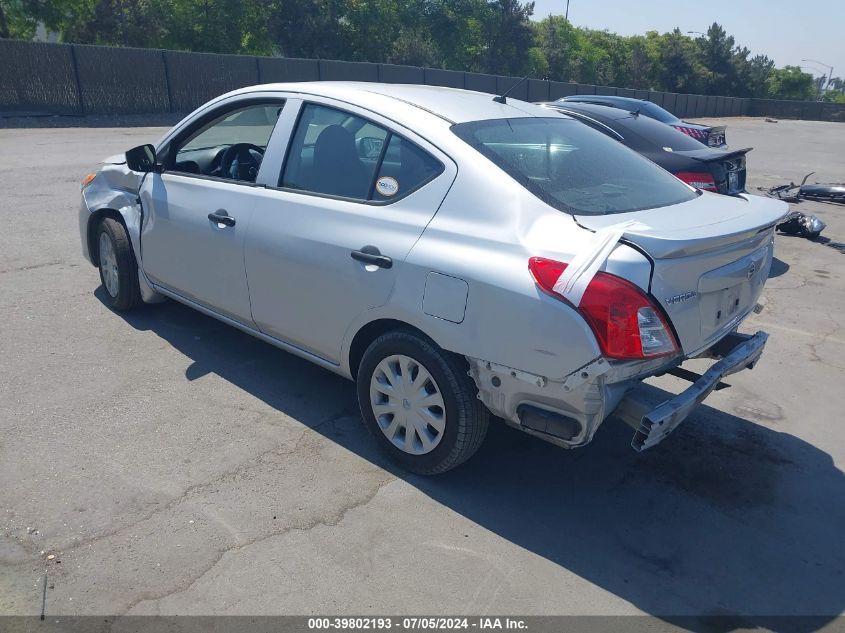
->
(106, 292, 845, 632)
(776, 232, 845, 255)
(768, 257, 790, 278)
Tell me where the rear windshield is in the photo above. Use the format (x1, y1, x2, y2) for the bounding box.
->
(632, 101, 677, 123)
(615, 114, 708, 151)
(452, 117, 697, 215)
(562, 97, 677, 123)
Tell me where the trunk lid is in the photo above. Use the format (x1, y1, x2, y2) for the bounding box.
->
(576, 193, 789, 355)
(674, 146, 750, 195)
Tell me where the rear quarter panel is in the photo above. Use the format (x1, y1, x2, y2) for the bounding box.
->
(346, 159, 611, 381)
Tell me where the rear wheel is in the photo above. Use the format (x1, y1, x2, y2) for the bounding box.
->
(97, 217, 141, 312)
(356, 330, 489, 475)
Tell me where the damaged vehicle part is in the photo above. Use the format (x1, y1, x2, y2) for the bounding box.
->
(615, 331, 768, 450)
(79, 82, 788, 474)
(762, 173, 831, 239)
(800, 182, 845, 203)
(777, 211, 827, 238)
(764, 172, 845, 205)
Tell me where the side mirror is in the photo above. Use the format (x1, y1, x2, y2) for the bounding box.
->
(125, 144, 158, 173)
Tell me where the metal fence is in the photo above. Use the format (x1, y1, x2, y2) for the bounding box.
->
(2, 39, 844, 122)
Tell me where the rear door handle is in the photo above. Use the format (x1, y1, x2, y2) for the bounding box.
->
(208, 210, 236, 227)
(351, 246, 392, 269)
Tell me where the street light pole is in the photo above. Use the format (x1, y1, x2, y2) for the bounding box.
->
(565, 0, 570, 21)
(802, 58, 834, 95)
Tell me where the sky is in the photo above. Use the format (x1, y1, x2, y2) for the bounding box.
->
(531, 0, 844, 80)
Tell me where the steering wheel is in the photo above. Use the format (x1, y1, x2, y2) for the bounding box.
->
(219, 143, 265, 181)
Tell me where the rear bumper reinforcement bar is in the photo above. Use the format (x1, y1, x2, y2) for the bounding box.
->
(613, 331, 769, 451)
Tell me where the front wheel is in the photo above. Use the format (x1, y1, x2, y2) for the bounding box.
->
(356, 330, 489, 475)
(97, 217, 141, 312)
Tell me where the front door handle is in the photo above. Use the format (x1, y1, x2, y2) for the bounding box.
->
(351, 245, 392, 269)
(208, 210, 236, 227)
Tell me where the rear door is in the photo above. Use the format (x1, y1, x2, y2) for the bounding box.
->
(577, 193, 789, 356)
(244, 99, 456, 363)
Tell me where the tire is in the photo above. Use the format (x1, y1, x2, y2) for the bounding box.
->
(356, 330, 489, 475)
(96, 217, 141, 312)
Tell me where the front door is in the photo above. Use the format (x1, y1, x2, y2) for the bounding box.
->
(245, 101, 455, 363)
(140, 101, 285, 325)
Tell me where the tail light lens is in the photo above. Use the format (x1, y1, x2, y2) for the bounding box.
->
(528, 257, 679, 360)
(675, 171, 718, 192)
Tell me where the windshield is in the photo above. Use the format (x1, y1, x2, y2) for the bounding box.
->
(452, 117, 697, 215)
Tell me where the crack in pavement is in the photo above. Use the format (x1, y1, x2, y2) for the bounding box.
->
(119, 475, 396, 616)
(2, 408, 387, 616)
(4, 408, 358, 560)
(0, 261, 66, 275)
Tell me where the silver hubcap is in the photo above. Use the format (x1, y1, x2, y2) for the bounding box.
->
(98, 232, 119, 298)
(369, 354, 446, 455)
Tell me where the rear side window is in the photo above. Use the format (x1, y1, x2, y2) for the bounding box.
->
(451, 117, 697, 216)
(373, 136, 443, 201)
(281, 103, 443, 202)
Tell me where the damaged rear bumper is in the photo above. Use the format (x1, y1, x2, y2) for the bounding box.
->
(612, 331, 768, 450)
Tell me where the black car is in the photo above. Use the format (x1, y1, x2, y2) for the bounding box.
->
(558, 95, 727, 148)
(544, 102, 749, 196)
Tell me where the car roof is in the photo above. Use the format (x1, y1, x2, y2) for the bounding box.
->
(560, 95, 681, 123)
(228, 81, 557, 124)
(548, 102, 712, 152)
(562, 95, 647, 108)
(549, 101, 636, 121)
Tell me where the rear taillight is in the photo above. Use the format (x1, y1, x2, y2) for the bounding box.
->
(675, 171, 718, 192)
(528, 257, 679, 360)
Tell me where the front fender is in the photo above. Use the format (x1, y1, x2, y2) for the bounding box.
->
(80, 164, 143, 265)
(79, 165, 164, 304)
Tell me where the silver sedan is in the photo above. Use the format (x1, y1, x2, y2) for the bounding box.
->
(78, 82, 787, 474)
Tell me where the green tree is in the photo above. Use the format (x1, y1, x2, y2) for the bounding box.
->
(734, 52, 775, 98)
(655, 28, 702, 93)
(427, 0, 489, 72)
(694, 22, 736, 95)
(767, 65, 815, 100)
(265, 0, 347, 58)
(388, 27, 438, 67)
(627, 34, 658, 90)
(534, 15, 578, 82)
(482, 0, 535, 76)
(534, 15, 605, 84)
(0, 0, 38, 38)
(344, 0, 403, 62)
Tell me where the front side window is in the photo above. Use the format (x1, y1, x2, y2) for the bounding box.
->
(281, 103, 443, 202)
(451, 117, 697, 215)
(172, 103, 283, 183)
